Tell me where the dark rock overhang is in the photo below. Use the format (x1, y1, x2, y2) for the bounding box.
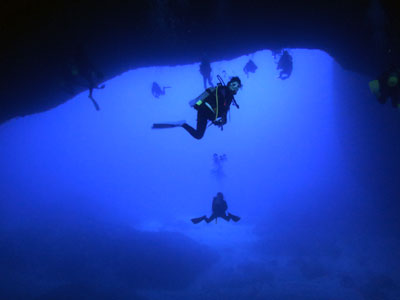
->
(1, 0, 399, 125)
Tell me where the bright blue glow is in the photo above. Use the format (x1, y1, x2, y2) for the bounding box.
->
(1, 49, 400, 299)
(0, 50, 336, 226)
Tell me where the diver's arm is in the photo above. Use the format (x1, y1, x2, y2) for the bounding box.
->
(223, 200, 228, 211)
(219, 98, 233, 125)
(213, 115, 226, 129)
(219, 113, 227, 125)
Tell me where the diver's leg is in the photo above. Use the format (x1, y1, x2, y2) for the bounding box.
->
(181, 108, 208, 140)
(203, 76, 207, 89)
(228, 213, 241, 222)
(205, 214, 216, 223)
(207, 76, 214, 87)
(191, 216, 206, 224)
(220, 213, 230, 222)
(88, 89, 100, 111)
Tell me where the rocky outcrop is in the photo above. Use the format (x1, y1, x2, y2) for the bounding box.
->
(1, 0, 399, 124)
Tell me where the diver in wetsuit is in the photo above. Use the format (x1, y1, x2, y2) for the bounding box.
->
(200, 59, 214, 89)
(191, 192, 240, 224)
(152, 77, 242, 140)
(243, 59, 258, 77)
(369, 65, 400, 108)
(277, 50, 293, 80)
(62, 45, 105, 111)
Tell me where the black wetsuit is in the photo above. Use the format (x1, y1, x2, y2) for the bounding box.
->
(200, 61, 213, 89)
(206, 197, 229, 223)
(243, 59, 258, 77)
(191, 194, 240, 224)
(277, 51, 293, 80)
(182, 85, 235, 139)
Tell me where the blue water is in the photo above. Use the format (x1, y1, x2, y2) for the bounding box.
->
(1, 50, 399, 300)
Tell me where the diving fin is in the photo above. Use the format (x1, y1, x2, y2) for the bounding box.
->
(191, 216, 206, 224)
(152, 123, 180, 129)
(228, 213, 240, 222)
(152, 120, 186, 129)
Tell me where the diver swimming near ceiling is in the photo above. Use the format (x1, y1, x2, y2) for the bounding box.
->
(152, 82, 171, 98)
(199, 58, 214, 90)
(276, 50, 293, 80)
(243, 59, 258, 77)
(61, 45, 105, 111)
(369, 64, 400, 108)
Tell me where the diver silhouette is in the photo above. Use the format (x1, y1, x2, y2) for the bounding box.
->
(277, 50, 293, 80)
(152, 82, 171, 98)
(271, 48, 282, 60)
(243, 59, 258, 77)
(369, 64, 400, 108)
(211, 153, 227, 178)
(199, 59, 214, 89)
(88, 79, 105, 111)
(62, 45, 105, 111)
(191, 192, 240, 224)
(152, 77, 242, 140)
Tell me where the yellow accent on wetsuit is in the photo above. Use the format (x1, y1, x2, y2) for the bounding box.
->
(387, 75, 398, 87)
(369, 80, 380, 96)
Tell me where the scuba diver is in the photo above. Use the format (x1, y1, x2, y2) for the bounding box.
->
(62, 45, 105, 111)
(191, 192, 240, 224)
(88, 78, 105, 111)
(243, 59, 258, 77)
(271, 48, 282, 60)
(199, 59, 214, 89)
(211, 153, 227, 178)
(369, 65, 400, 108)
(152, 76, 242, 140)
(277, 50, 293, 80)
(152, 82, 171, 98)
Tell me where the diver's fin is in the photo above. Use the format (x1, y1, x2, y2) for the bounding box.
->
(228, 213, 240, 222)
(191, 216, 206, 224)
(152, 120, 185, 129)
(152, 123, 180, 129)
